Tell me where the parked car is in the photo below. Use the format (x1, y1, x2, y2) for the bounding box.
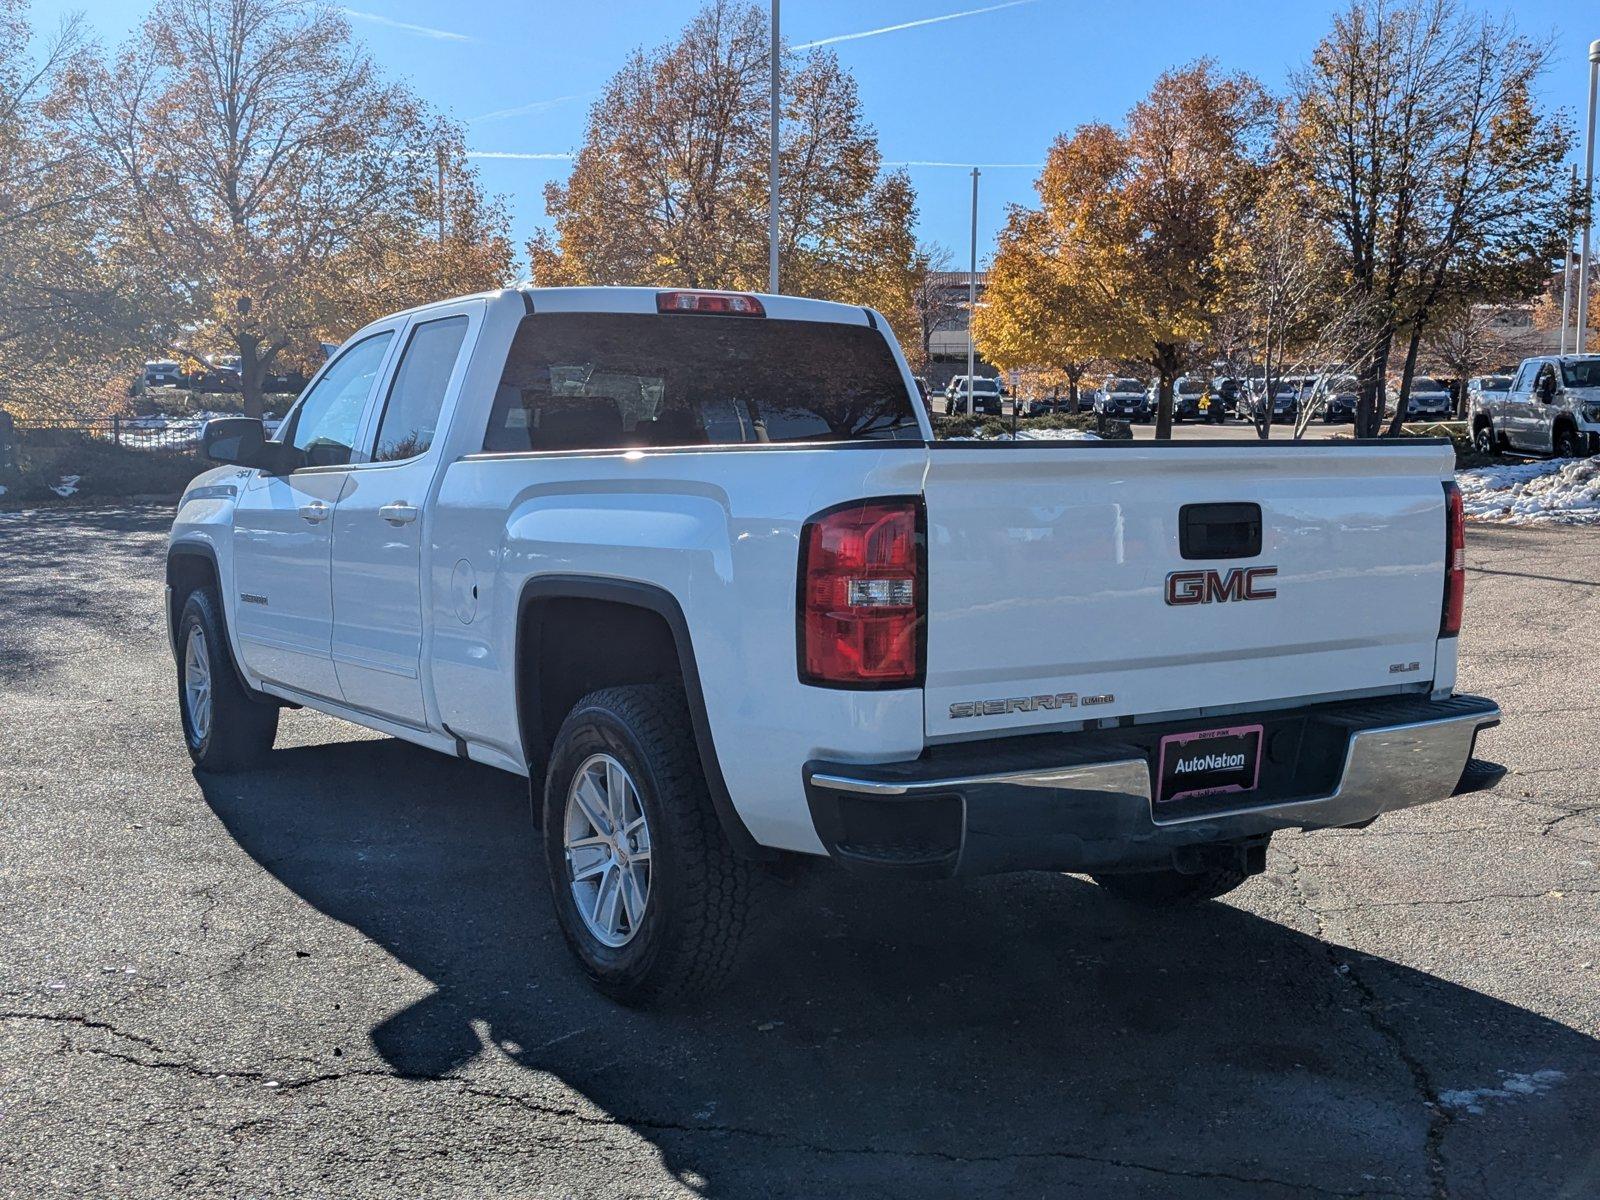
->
(138, 360, 183, 392)
(1162, 376, 1207, 422)
(1388, 376, 1454, 421)
(1095, 377, 1151, 421)
(169, 284, 1502, 1005)
(1243, 379, 1298, 424)
(1203, 376, 1243, 423)
(1314, 374, 1360, 423)
(1469, 355, 1600, 458)
(1027, 389, 1092, 417)
(1466, 375, 1513, 412)
(945, 375, 1003, 416)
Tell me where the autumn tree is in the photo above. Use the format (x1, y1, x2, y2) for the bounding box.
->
(1225, 157, 1381, 439)
(907, 244, 964, 374)
(972, 210, 1105, 411)
(1425, 299, 1541, 402)
(977, 62, 1269, 439)
(0, 1, 150, 419)
(530, 0, 922, 348)
(1291, 0, 1573, 436)
(60, 0, 512, 417)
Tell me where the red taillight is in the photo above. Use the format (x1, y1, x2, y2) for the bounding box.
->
(799, 499, 923, 688)
(1441, 481, 1465, 636)
(656, 290, 765, 316)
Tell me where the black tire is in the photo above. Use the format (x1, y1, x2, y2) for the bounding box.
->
(1553, 425, 1584, 459)
(1473, 420, 1495, 455)
(542, 684, 759, 1007)
(175, 588, 278, 773)
(1091, 864, 1249, 907)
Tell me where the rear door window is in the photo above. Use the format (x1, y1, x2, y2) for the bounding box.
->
(371, 315, 469, 462)
(482, 313, 921, 452)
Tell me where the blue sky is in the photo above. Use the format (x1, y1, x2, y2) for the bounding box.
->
(30, 0, 1596, 271)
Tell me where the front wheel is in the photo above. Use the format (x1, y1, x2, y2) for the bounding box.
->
(1473, 421, 1496, 456)
(542, 685, 761, 1006)
(176, 589, 278, 772)
(1553, 425, 1585, 459)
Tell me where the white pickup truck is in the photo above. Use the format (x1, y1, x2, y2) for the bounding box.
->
(167, 286, 1503, 1005)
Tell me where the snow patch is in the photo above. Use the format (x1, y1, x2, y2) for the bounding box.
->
(1438, 1069, 1565, 1115)
(1457, 456, 1600, 526)
(49, 473, 81, 498)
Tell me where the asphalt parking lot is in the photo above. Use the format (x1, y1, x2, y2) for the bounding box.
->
(2, 505, 1596, 1199)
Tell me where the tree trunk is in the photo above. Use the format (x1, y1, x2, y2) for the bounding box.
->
(237, 332, 264, 419)
(1153, 345, 1177, 441)
(1255, 346, 1273, 441)
(1384, 327, 1424, 437)
(1356, 335, 1390, 440)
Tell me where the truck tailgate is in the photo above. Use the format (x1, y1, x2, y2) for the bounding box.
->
(921, 442, 1454, 739)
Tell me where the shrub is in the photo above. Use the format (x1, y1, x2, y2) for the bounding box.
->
(1, 430, 209, 503)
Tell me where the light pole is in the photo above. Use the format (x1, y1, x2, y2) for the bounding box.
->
(967, 167, 979, 415)
(1561, 164, 1577, 355)
(1576, 39, 1599, 355)
(768, 0, 780, 294)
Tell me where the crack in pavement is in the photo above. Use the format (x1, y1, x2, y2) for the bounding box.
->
(1319, 889, 1599, 914)
(1272, 855, 1453, 1200)
(3, 1010, 1415, 1198)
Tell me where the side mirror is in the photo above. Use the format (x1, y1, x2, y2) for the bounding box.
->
(202, 417, 297, 472)
(202, 416, 265, 467)
(1537, 377, 1557, 402)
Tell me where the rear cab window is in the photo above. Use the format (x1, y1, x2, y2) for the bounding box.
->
(482, 312, 922, 453)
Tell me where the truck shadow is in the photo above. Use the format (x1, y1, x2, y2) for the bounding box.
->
(197, 735, 1600, 1197)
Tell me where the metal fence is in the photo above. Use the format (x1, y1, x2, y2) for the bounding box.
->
(15, 416, 210, 454)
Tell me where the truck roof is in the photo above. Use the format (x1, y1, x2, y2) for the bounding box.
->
(363, 285, 879, 330)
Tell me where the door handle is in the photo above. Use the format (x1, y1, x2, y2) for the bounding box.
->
(379, 502, 418, 526)
(298, 502, 329, 525)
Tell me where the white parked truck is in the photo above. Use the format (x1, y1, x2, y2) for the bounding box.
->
(167, 286, 1503, 1004)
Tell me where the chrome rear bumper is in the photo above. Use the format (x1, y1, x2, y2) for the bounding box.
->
(804, 694, 1502, 878)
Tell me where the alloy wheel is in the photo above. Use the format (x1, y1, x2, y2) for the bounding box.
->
(564, 753, 653, 948)
(183, 625, 212, 744)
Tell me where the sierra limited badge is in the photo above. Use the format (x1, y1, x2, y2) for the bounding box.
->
(949, 692, 1114, 719)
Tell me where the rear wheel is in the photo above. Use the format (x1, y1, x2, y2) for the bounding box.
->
(176, 589, 278, 772)
(1091, 864, 1250, 907)
(542, 684, 760, 1006)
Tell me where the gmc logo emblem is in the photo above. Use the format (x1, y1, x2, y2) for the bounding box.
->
(1166, 566, 1278, 605)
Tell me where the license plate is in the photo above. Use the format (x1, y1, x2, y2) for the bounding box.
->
(1156, 724, 1263, 805)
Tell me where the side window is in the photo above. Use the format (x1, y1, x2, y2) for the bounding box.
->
(1510, 364, 1534, 395)
(277, 332, 394, 467)
(371, 316, 469, 463)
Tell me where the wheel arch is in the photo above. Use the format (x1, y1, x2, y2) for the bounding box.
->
(166, 541, 224, 650)
(166, 541, 266, 702)
(515, 575, 769, 859)
(1551, 415, 1579, 455)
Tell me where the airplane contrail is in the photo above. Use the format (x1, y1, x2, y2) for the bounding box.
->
(340, 8, 472, 42)
(466, 151, 576, 161)
(472, 93, 594, 123)
(793, 0, 1036, 50)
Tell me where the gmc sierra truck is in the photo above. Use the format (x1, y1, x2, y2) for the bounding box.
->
(167, 286, 1504, 1005)
(1468, 354, 1600, 459)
